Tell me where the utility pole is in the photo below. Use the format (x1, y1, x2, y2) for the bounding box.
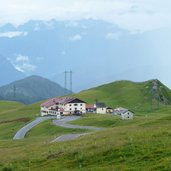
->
(64, 70, 73, 94)
(70, 70, 72, 93)
(64, 71, 67, 93)
(13, 85, 16, 98)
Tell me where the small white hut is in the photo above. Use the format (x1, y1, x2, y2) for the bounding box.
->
(121, 110, 133, 120)
(114, 107, 134, 120)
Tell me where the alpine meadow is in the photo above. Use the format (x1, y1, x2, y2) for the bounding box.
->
(1, 1, 171, 171)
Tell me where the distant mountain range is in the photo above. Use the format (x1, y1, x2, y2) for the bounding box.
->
(0, 75, 71, 104)
(1, 19, 170, 91)
(0, 55, 25, 86)
(0, 75, 171, 111)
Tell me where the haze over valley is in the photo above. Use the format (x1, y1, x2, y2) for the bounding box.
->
(0, 1, 171, 91)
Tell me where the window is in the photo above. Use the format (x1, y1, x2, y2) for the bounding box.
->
(74, 104, 78, 106)
(80, 104, 83, 106)
(75, 108, 77, 110)
(70, 108, 72, 110)
(69, 104, 72, 106)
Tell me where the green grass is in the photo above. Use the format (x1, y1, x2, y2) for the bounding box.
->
(74, 80, 171, 112)
(0, 100, 24, 113)
(1, 108, 171, 170)
(69, 114, 131, 127)
(26, 120, 90, 139)
(1, 99, 171, 170)
(0, 101, 41, 140)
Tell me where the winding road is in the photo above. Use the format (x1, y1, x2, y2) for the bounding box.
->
(13, 116, 103, 142)
(13, 116, 55, 140)
(51, 116, 103, 142)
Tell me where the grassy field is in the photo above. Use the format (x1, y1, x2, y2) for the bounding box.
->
(26, 120, 90, 139)
(0, 96, 171, 171)
(0, 100, 24, 113)
(74, 80, 171, 112)
(0, 101, 41, 140)
(1, 101, 171, 170)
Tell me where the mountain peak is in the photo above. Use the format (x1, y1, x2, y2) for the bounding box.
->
(0, 75, 71, 104)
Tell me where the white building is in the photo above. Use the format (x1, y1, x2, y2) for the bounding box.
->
(40, 97, 86, 116)
(121, 110, 134, 120)
(114, 107, 134, 120)
(94, 102, 107, 114)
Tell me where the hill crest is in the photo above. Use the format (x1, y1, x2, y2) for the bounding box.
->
(75, 79, 171, 112)
(0, 75, 71, 104)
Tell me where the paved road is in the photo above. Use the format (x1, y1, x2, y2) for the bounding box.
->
(13, 116, 103, 142)
(53, 116, 102, 131)
(51, 116, 103, 142)
(51, 133, 91, 143)
(13, 116, 55, 140)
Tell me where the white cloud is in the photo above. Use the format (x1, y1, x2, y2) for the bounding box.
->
(10, 54, 36, 73)
(106, 32, 122, 40)
(0, 0, 171, 33)
(69, 34, 82, 41)
(15, 63, 37, 73)
(0, 31, 28, 38)
(16, 55, 29, 62)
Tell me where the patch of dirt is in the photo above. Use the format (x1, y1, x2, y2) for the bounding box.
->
(0, 118, 31, 124)
(47, 151, 64, 160)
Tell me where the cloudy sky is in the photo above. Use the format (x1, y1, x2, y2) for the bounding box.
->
(0, 0, 171, 91)
(1, 0, 171, 32)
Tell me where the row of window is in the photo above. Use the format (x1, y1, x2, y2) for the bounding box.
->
(69, 103, 83, 106)
(69, 108, 83, 110)
(49, 111, 57, 114)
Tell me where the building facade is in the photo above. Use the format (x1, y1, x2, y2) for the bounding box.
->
(114, 107, 134, 120)
(40, 97, 86, 116)
(94, 102, 107, 114)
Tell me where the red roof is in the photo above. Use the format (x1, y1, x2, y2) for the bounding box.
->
(41, 97, 77, 108)
(86, 104, 94, 109)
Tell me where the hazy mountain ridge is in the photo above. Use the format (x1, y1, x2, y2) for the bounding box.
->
(0, 55, 25, 86)
(0, 75, 71, 104)
(1, 19, 170, 91)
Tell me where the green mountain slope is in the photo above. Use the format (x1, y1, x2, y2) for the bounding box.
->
(75, 79, 171, 112)
(0, 100, 24, 113)
(1, 80, 171, 170)
(0, 75, 71, 104)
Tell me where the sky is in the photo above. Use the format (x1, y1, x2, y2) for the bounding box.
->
(1, 0, 171, 32)
(0, 0, 171, 91)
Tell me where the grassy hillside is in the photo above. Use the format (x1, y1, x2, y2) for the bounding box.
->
(1, 109, 171, 170)
(1, 80, 171, 170)
(75, 79, 171, 112)
(0, 101, 41, 140)
(0, 100, 24, 113)
(0, 75, 71, 104)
